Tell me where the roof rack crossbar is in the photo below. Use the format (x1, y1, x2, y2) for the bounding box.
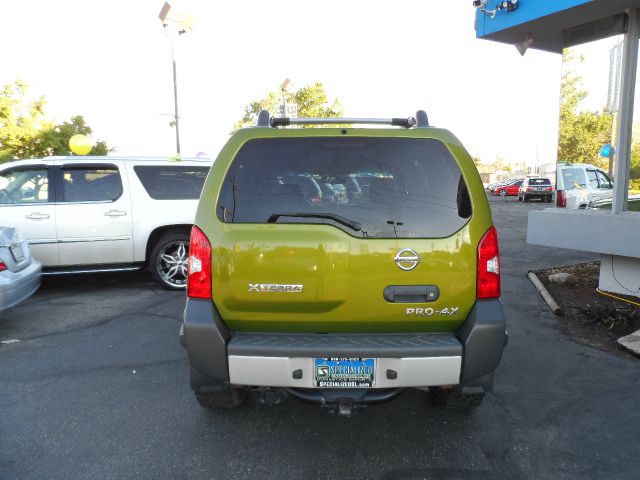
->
(270, 117, 416, 128)
(255, 109, 430, 129)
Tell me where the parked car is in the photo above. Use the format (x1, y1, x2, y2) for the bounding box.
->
(182, 110, 507, 413)
(555, 162, 613, 209)
(487, 181, 507, 192)
(518, 177, 553, 202)
(0, 156, 213, 289)
(493, 179, 523, 196)
(0, 227, 41, 313)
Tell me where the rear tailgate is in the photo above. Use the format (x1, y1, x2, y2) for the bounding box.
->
(212, 224, 476, 333)
(204, 133, 486, 334)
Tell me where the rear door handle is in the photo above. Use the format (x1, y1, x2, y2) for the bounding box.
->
(104, 209, 127, 217)
(25, 212, 50, 220)
(383, 285, 440, 303)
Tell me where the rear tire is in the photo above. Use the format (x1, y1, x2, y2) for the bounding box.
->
(428, 387, 485, 410)
(195, 388, 248, 410)
(150, 232, 189, 290)
(499, 190, 507, 197)
(523, 195, 529, 203)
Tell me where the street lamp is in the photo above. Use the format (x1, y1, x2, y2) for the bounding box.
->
(279, 78, 291, 118)
(158, 2, 194, 155)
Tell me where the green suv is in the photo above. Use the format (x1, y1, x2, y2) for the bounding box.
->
(182, 110, 506, 413)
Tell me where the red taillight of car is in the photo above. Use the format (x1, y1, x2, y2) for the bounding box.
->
(556, 189, 566, 208)
(0, 262, 6, 272)
(546, 187, 553, 191)
(527, 187, 533, 192)
(477, 226, 500, 299)
(187, 226, 212, 299)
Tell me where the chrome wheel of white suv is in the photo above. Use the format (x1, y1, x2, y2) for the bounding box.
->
(151, 233, 189, 289)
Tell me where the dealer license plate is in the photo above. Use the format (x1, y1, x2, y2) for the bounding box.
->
(10, 244, 24, 262)
(314, 358, 375, 388)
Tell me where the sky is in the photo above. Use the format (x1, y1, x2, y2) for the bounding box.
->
(2, 0, 583, 167)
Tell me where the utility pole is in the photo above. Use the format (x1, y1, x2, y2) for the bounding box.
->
(159, 2, 194, 155)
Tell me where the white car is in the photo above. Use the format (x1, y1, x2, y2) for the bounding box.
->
(0, 156, 213, 289)
(555, 162, 613, 209)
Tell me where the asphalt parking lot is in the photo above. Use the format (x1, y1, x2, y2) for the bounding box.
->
(1, 195, 639, 480)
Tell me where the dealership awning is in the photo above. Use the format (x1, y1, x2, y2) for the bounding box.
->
(476, 0, 640, 53)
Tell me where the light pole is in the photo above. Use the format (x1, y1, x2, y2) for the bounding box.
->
(158, 2, 193, 155)
(279, 78, 291, 118)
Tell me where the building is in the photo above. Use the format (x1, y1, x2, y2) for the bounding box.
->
(475, 1, 640, 299)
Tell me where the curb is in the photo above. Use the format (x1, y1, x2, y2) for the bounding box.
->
(527, 271, 562, 315)
(617, 330, 640, 358)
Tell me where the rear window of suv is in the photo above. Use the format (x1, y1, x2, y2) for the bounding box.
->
(216, 137, 471, 238)
(528, 178, 551, 185)
(134, 166, 209, 200)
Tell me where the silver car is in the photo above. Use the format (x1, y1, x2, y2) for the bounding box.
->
(0, 227, 42, 312)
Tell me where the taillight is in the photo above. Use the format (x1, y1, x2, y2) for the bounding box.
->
(527, 187, 533, 192)
(187, 226, 212, 299)
(556, 190, 566, 208)
(477, 226, 500, 299)
(0, 262, 6, 272)
(547, 187, 553, 191)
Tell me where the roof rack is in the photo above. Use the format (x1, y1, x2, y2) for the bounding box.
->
(255, 109, 429, 129)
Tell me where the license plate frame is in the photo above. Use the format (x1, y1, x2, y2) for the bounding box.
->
(10, 244, 24, 262)
(314, 358, 375, 388)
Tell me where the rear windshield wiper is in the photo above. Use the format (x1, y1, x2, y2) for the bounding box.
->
(267, 212, 362, 232)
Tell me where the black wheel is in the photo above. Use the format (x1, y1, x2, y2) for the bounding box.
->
(428, 387, 485, 411)
(499, 190, 507, 197)
(518, 195, 522, 202)
(150, 232, 189, 290)
(523, 195, 529, 203)
(195, 388, 248, 410)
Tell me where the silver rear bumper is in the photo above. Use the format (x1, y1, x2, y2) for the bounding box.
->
(0, 260, 42, 312)
(229, 355, 462, 388)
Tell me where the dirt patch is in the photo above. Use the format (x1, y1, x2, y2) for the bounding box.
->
(534, 261, 640, 357)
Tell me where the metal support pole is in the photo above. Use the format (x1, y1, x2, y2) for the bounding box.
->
(612, 8, 639, 213)
(171, 39, 181, 155)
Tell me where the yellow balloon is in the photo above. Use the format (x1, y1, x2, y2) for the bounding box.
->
(69, 134, 92, 156)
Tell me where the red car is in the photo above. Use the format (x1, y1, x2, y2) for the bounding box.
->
(493, 180, 523, 196)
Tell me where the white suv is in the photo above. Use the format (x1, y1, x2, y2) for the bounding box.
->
(0, 156, 213, 289)
(555, 162, 613, 209)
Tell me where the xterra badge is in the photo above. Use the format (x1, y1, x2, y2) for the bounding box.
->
(248, 284, 303, 293)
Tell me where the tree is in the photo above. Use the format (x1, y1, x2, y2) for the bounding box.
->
(557, 51, 612, 169)
(37, 115, 111, 157)
(0, 80, 49, 161)
(0, 80, 113, 163)
(233, 82, 343, 131)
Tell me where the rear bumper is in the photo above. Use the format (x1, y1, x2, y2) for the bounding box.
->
(523, 192, 552, 198)
(183, 298, 507, 393)
(0, 260, 42, 312)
